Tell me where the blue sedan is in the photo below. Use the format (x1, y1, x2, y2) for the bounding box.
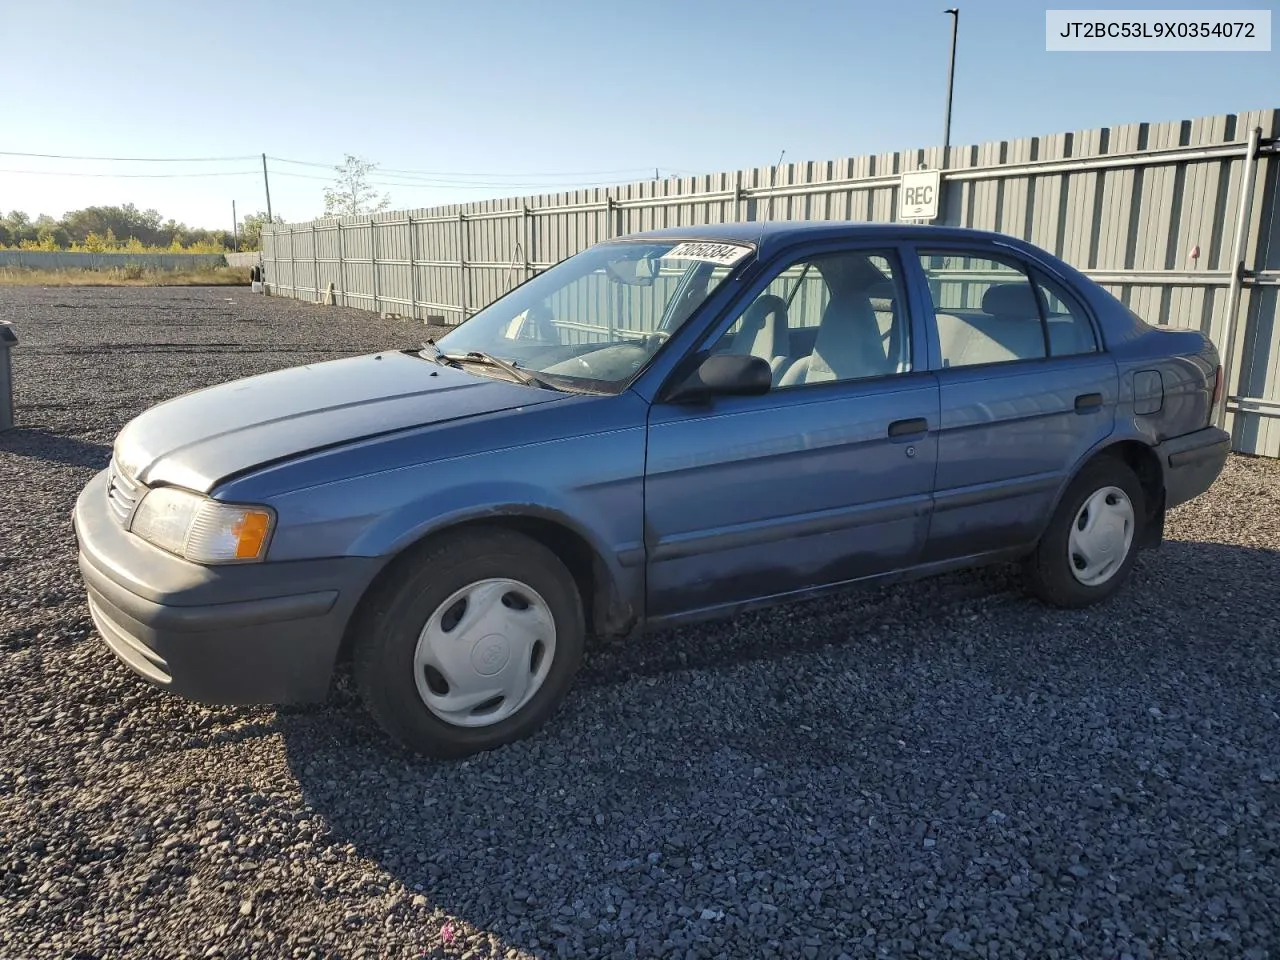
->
(73, 222, 1230, 757)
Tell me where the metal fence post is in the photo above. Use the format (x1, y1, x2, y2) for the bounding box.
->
(371, 218, 381, 314)
(261, 229, 272, 292)
(458, 213, 469, 323)
(408, 214, 419, 320)
(523, 207, 533, 280)
(605, 192, 619, 342)
(337, 221, 346, 307)
(1215, 125, 1263, 430)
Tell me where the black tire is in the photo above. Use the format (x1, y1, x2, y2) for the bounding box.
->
(353, 527, 584, 759)
(1022, 456, 1146, 609)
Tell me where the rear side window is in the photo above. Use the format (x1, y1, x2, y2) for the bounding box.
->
(1032, 270, 1099, 356)
(917, 251, 1098, 367)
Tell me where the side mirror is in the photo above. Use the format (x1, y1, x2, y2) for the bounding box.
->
(665, 353, 773, 404)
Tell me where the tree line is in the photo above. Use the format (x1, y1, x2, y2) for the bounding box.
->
(2, 156, 392, 253)
(0, 205, 284, 253)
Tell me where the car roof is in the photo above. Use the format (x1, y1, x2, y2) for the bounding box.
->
(617, 221, 1040, 261)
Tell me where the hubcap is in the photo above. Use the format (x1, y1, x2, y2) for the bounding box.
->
(1067, 485, 1135, 587)
(413, 578, 556, 728)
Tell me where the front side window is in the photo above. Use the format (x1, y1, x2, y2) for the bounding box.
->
(710, 249, 911, 387)
(918, 251, 1098, 368)
(435, 239, 750, 393)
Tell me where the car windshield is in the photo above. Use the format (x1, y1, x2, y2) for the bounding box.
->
(431, 239, 753, 393)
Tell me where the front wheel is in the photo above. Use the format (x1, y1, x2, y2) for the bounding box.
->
(1022, 457, 1146, 609)
(353, 528, 585, 758)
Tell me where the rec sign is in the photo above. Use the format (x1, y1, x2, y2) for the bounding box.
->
(899, 169, 941, 221)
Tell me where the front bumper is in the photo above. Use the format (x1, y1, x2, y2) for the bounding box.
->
(74, 469, 381, 705)
(1155, 425, 1231, 510)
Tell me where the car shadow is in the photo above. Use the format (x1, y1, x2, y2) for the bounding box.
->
(276, 539, 1280, 957)
(0, 426, 111, 470)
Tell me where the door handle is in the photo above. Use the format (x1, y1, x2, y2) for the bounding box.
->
(888, 417, 928, 438)
(1074, 392, 1104, 413)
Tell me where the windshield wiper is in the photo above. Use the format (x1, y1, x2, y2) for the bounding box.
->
(442, 350, 552, 389)
(419, 339, 462, 368)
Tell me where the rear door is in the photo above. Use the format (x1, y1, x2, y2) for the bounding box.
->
(910, 245, 1118, 562)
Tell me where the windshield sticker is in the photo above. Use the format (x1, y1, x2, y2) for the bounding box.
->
(661, 241, 753, 266)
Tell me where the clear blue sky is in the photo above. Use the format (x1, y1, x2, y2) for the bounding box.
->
(3, 0, 1275, 229)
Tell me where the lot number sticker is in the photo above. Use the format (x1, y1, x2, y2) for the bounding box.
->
(662, 241, 754, 265)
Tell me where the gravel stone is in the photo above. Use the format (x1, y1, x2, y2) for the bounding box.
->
(2, 285, 1280, 958)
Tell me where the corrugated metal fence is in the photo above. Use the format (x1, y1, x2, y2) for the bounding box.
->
(263, 109, 1280, 456)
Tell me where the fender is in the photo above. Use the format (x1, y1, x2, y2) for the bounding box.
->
(348, 479, 646, 636)
(1037, 424, 1166, 549)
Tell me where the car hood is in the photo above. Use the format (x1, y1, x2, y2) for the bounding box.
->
(112, 351, 564, 493)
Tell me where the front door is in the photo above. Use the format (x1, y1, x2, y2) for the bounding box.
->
(642, 245, 941, 623)
(911, 246, 1119, 562)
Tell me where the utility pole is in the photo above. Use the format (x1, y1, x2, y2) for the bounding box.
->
(232, 200, 239, 252)
(942, 8, 960, 170)
(261, 153, 273, 222)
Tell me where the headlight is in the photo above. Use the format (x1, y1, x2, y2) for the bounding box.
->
(130, 487, 275, 564)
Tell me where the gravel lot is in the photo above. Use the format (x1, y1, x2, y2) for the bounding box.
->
(2, 285, 1279, 960)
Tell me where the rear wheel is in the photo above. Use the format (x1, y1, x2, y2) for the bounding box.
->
(353, 528, 584, 758)
(1022, 457, 1146, 608)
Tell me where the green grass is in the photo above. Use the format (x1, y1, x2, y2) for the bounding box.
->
(0, 265, 252, 287)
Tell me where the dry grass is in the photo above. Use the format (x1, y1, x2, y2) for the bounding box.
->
(0, 265, 251, 287)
